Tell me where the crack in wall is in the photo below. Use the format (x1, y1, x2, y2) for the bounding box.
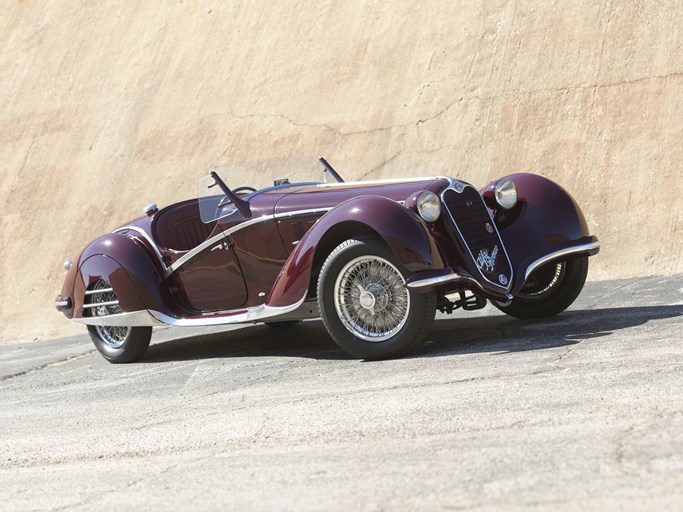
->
(217, 71, 683, 146)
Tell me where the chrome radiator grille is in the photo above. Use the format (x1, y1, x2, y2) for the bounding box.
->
(441, 184, 512, 290)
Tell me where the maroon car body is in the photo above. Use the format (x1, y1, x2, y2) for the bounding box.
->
(56, 160, 599, 362)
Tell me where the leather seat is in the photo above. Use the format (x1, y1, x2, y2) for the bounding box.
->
(153, 199, 216, 251)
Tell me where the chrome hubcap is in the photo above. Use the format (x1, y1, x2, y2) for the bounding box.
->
(357, 285, 377, 312)
(333, 256, 410, 342)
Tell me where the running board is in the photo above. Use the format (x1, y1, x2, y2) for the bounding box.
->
(73, 296, 318, 327)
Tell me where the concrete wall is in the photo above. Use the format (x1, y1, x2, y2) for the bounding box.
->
(1, 0, 681, 343)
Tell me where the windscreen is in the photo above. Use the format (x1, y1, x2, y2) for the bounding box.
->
(196, 157, 342, 223)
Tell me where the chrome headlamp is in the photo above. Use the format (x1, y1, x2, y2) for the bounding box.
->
(416, 191, 441, 222)
(494, 179, 518, 210)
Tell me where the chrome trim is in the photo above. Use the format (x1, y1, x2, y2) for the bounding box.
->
(64, 260, 73, 271)
(272, 207, 333, 219)
(148, 293, 309, 326)
(74, 310, 166, 327)
(114, 200, 414, 279)
(494, 179, 517, 210)
(439, 177, 514, 293)
(168, 214, 275, 274)
(117, 214, 281, 277)
(82, 300, 120, 309)
(84, 288, 114, 295)
(55, 300, 70, 308)
(143, 203, 158, 214)
(407, 271, 493, 296)
(407, 272, 464, 289)
(311, 177, 437, 188)
(74, 294, 315, 327)
(524, 242, 601, 281)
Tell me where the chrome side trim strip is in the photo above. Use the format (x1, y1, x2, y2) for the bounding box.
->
(168, 214, 275, 274)
(167, 233, 229, 273)
(272, 207, 333, 219)
(312, 177, 437, 188)
(82, 300, 119, 309)
(524, 242, 601, 281)
(407, 272, 464, 289)
(74, 295, 317, 327)
(74, 310, 166, 327)
(84, 288, 114, 295)
(148, 294, 309, 326)
(114, 201, 407, 278)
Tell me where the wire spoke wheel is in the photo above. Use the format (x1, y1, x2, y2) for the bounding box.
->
(492, 257, 589, 319)
(88, 280, 129, 349)
(516, 262, 566, 301)
(318, 236, 436, 360)
(85, 280, 151, 363)
(333, 255, 410, 342)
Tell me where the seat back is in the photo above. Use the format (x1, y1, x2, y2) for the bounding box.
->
(153, 199, 216, 251)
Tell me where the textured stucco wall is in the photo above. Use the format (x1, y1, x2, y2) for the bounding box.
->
(1, 0, 681, 342)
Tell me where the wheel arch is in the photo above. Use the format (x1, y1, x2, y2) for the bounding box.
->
(481, 173, 599, 293)
(308, 220, 379, 295)
(72, 233, 171, 318)
(266, 196, 444, 308)
(74, 254, 147, 318)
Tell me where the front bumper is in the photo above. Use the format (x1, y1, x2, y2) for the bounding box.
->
(407, 237, 600, 297)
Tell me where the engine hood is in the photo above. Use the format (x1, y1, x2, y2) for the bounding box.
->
(272, 178, 444, 215)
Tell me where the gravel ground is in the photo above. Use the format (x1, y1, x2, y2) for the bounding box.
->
(1, 275, 682, 511)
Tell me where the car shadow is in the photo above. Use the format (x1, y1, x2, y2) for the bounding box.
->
(142, 305, 683, 363)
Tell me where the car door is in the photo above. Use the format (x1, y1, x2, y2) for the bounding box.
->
(174, 233, 247, 312)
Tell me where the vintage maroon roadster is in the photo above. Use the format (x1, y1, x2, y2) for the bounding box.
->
(55, 158, 599, 363)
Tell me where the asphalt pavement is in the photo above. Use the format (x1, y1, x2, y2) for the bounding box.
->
(1, 275, 682, 511)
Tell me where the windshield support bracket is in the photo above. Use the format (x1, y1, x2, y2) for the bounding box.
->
(209, 171, 251, 218)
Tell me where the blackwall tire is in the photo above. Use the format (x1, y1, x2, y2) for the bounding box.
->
(317, 236, 436, 360)
(87, 325, 152, 363)
(84, 279, 152, 363)
(493, 256, 589, 319)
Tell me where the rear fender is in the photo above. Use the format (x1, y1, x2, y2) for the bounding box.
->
(267, 196, 444, 307)
(481, 173, 599, 294)
(72, 233, 170, 318)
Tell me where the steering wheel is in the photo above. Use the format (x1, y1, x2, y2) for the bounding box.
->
(233, 186, 257, 195)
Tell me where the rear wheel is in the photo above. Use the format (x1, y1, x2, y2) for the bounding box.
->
(493, 256, 588, 319)
(86, 280, 151, 363)
(317, 236, 436, 360)
(87, 325, 152, 363)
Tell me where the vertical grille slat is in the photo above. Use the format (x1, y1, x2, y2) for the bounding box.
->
(442, 185, 512, 290)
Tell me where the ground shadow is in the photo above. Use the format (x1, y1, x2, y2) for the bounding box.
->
(142, 305, 683, 363)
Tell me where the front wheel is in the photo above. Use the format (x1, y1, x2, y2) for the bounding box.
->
(317, 236, 436, 360)
(492, 256, 589, 319)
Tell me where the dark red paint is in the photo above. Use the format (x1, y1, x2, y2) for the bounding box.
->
(57, 171, 598, 323)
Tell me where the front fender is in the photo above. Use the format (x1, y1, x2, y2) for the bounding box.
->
(482, 173, 599, 294)
(266, 196, 444, 307)
(71, 233, 170, 318)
